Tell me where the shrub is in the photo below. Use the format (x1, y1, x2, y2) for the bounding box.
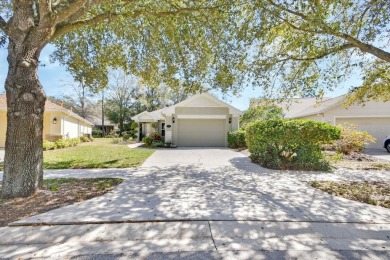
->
(106, 130, 119, 138)
(130, 122, 138, 139)
(92, 129, 102, 137)
(153, 141, 166, 148)
(43, 140, 56, 151)
(68, 138, 81, 147)
(55, 139, 69, 149)
(121, 131, 131, 141)
(142, 136, 154, 146)
(80, 136, 91, 142)
(227, 130, 246, 148)
(246, 119, 340, 171)
(111, 137, 122, 144)
(150, 133, 163, 143)
(240, 105, 283, 129)
(332, 123, 376, 154)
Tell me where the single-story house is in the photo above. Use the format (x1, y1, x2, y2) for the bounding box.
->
(0, 94, 93, 147)
(87, 115, 118, 135)
(251, 95, 390, 149)
(131, 93, 242, 147)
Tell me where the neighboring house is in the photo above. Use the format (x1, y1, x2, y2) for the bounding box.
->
(251, 95, 390, 148)
(87, 116, 118, 135)
(131, 93, 242, 147)
(0, 94, 93, 147)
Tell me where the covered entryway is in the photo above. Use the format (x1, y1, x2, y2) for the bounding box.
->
(336, 117, 390, 148)
(177, 119, 226, 147)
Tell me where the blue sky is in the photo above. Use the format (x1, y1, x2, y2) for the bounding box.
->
(0, 44, 358, 111)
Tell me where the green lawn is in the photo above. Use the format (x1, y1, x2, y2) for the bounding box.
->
(44, 138, 154, 169)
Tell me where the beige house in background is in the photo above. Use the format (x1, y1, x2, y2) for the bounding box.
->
(0, 94, 93, 147)
(131, 93, 242, 147)
(251, 95, 390, 149)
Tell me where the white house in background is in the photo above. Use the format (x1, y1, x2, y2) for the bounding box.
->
(131, 93, 242, 147)
(0, 94, 93, 147)
(251, 95, 390, 149)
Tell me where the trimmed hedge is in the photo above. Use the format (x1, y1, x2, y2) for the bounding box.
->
(43, 137, 91, 151)
(246, 120, 340, 171)
(227, 130, 246, 148)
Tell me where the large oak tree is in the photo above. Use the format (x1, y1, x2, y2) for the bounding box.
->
(0, 0, 244, 198)
(1, 1, 389, 198)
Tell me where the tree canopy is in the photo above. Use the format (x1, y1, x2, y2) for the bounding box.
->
(0, 0, 389, 198)
(241, 0, 390, 101)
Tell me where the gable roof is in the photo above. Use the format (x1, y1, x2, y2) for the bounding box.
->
(86, 116, 117, 126)
(132, 93, 242, 121)
(0, 94, 93, 126)
(161, 93, 242, 116)
(250, 95, 349, 119)
(286, 95, 347, 118)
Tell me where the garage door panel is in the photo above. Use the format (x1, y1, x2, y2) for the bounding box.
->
(177, 119, 226, 147)
(336, 117, 390, 149)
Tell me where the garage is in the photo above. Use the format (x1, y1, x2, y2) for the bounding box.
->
(177, 119, 226, 147)
(336, 117, 390, 149)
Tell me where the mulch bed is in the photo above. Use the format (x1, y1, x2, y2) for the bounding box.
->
(311, 181, 390, 208)
(0, 178, 123, 226)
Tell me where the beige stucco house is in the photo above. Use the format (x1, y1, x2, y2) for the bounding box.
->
(131, 93, 242, 147)
(252, 95, 390, 149)
(0, 94, 93, 147)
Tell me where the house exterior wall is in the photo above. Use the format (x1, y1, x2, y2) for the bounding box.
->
(231, 116, 239, 131)
(61, 114, 92, 139)
(0, 110, 92, 147)
(0, 111, 6, 147)
(297, 101, 390, 149)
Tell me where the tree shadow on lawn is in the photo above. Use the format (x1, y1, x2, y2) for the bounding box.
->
(44, 159, 122, 169)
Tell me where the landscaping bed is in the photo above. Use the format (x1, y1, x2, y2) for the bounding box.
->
(327, 151, 390, 170)
(44, 138, 154, 169)
(311, 181, 390, 208)
(0, 178, 123, 226)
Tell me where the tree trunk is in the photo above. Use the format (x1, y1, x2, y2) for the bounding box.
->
(1, 39, 46, 198)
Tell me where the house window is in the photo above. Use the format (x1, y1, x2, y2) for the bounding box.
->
(161, 123, 165, 137)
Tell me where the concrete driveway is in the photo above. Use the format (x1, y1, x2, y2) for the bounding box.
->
(365, 148, 390, 161)
(3, 148, 390, 258)
(13, 148, 390, 224)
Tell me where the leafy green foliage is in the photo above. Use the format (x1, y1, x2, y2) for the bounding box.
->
(92, 129, 103, 137)
(43, 138, 83, 151)
(246, 120, 340, 171)
(51, 1, 247, 96)
(227, 130, 246, 148)
(242, 1, 390, 100)
(240, 105, 283, 129)
(142, 136, 154, 146)
(130, 122, 138, 139)
(332, 123, 376, 154)
(345, 61, 390, 105)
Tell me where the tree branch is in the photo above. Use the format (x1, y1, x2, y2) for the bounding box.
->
(38, 0, 52, 21)
(52, 5, 225, 40)
(54, 0, 89, 24)
(268, 1, 390, 62)
(266, 43, 354, 64)
(0, 15, 7, 34)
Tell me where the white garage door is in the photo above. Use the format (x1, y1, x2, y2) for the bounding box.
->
(177, 119, 226, 147)
(336, 117, 390, 149)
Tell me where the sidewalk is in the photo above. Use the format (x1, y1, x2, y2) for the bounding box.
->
(1, 221, 389, 259)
